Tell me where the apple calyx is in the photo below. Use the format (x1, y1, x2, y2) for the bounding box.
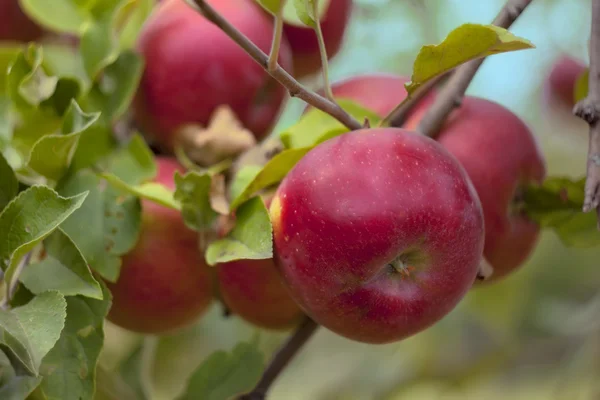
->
(176, 105, 257, 167)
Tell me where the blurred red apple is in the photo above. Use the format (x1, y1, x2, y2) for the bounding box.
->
(544, 55, 587, 109)
(0, 0, 44, 42)
(405, 96, 547, 282)
(133, 0, 293, 152)
(283, 0, 352, 78)
(270, 128, 484, 344)
(305, 73, 434, 118)
(106, 157, 214, 334)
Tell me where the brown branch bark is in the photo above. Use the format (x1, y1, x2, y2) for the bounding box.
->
(574, 0, 600, 228)
(416, 0, 533, 138)
(237, 317, 319, 400)
(188, 0, 363, 131)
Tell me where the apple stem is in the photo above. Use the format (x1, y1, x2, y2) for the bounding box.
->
(574, 0, 600, 228)
(313, 0, 335, 102)
(408, 0, 533, 138)
(237, 317, 319, 400)
(267, 5, 285, 73)
(187, 0, 363, 131)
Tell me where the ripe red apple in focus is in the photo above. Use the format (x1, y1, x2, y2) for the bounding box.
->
(106, 157, 214, 334)
(0, 0, 44, 42)
(283, 0, 352, 78)
(269, 128, 485, 344)
(133, 0, 293, 152)
(405, 96, 547, 282)
(544, 55, 587, 109)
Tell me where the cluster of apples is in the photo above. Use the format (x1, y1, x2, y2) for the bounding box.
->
(1, 0, 549, 343)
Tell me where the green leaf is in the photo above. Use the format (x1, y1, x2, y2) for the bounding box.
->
(0, 291, 67, 375)
(0, 186, 88, 295)
(0, 152, 18, 211)
(0, 375, 42, 399)
(118, 0, 155, 50)
(25, 101, 100, 182)
(405, 23, 535, 95)
(57, 171, 142, 281)
(70, 124, 117, 173)
(282, 0, 330, 27)
(41, 77, 82, 117)
(292, 0, 317, 27)
(280, 99, 381, 149)
(177, 341, 265, 400)
(41, 43, 90, 92)
(99, 173, 180, 209)
(85, 50, 144, 123)
(206, 196, 272, 265)
(10, 108, 62, 159)
(523, 176, 600, 247)
(229, 147, 312, 211)
(229, 165, 262, 203)
(574, 68, 589, 104)
(0, 45, 23, 94)
(105, 133, 157, 185)
(174, 172, 218, 232)
(7, 45, 58, 109)
(36, 283, 112, 400)
(20, 229, 103, 299)
(255, 0, 284, 15)
(19, 0, 90, 34)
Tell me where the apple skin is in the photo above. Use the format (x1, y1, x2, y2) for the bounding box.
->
(405, 96, 547, 282)
(0, 0, 44, 42)
(106, 157, 214, 334)
(269, 128, 485, 344)
(283, 0, 352, 78)
(133, 0, 293, 152)
(217, 258, 304, 330)
(544, 55, 587, 109)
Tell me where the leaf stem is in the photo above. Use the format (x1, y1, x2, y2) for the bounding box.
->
(313, 1, 334, 101)
(0, 251, 33, 310)
(188, 0, 362, 131)
(416, 0, 533, 138)
(237, 317, 319, 400)
(268, 5, 285, 73)
(574, 0, 600, 227)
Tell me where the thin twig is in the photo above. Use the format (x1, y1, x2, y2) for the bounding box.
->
(574, 0, 600, 228)
(382, 72, 448, 128)
(313, 0, 334, 101)
(267, 5, 285, 73)
(188, 0, 363, 131)
(0, 252, 33, 310)
(416, 0, 533, 138)
(237, 317, 319, 400)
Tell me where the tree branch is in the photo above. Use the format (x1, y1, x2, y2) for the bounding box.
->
(237, 317, 319, 400)
(416, 0, 533, 138)
(267, 6, 285, 73)
(188, 0, 363, 131)
(574, 0, 600, 227)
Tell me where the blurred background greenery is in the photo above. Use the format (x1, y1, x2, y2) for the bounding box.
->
(99, 0, 600, 398)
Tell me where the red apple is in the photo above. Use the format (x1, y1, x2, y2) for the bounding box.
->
(305, 73, 435, 119)
(133, 0, 293, 152)
(544, 55, 587, 109)
(217, 258, 304, 330)
(269, 128, 485, 344)
(0, 0, 44, 42)
(106, 157, 214, 334)
(283, 0, 352, 78)
(405, 96, 547, 282)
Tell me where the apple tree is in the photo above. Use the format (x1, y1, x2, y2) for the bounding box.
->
(0, 0, 599, 399)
